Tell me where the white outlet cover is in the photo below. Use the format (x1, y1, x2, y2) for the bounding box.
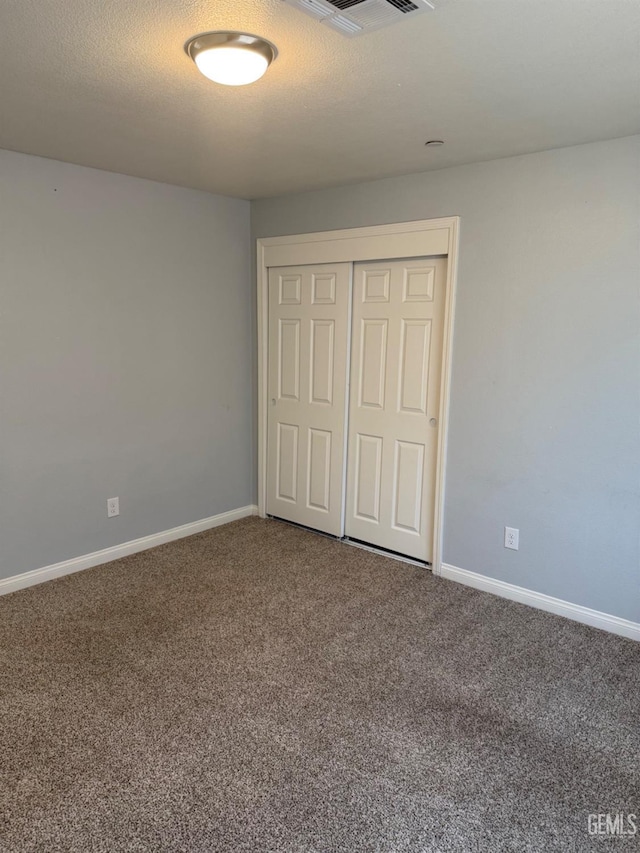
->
(504, 527, 519, 550)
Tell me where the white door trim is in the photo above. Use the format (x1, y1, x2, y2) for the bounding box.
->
(257, 216, 460, 572)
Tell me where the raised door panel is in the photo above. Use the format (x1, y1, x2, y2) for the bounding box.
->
(277, 423, 299, 502)
(392, 440, 424, 534)
(362, 268, 390, 303)
(312, 273, 336, 304)
(279, 274, 302, 305)
(278, 319, 300, 401)
(403, 266, 434, 303)
(358, 320, 388, 409)
(310, 320, 335, 405)
(307, 428, 332, 512)
(353, 434, 383, 523)
(398, 320, 431, 414)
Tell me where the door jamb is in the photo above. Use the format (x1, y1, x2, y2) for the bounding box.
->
(257, 216, 460, 575)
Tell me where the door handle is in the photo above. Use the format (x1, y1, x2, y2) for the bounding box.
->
(429, 417, 437, 427)
(271, 398, 276, 406)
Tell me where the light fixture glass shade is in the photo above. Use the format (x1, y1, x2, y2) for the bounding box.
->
(185, 32, 277, 87)
(195, 46, 268, 86)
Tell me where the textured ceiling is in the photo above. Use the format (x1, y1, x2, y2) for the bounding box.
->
(0, 0, 638, 198)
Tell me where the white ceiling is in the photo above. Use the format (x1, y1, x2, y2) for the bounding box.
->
(0, 0, 638, 199)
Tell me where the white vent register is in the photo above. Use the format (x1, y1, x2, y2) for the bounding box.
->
(282, 0, 435, 37)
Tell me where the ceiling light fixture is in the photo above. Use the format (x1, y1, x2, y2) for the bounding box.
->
(185, 31, 277, 86)
(425, 140, 445, 147)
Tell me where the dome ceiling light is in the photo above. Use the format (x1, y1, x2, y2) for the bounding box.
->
(185, 31, 278, 86)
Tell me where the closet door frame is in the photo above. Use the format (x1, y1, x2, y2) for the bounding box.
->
(257, 216, 460, 575)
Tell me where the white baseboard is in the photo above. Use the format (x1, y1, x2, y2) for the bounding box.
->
(0, 505, 258, 597)
(439, 563, 640, 642)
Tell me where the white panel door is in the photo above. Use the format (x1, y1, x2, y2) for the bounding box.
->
(345, 258, 446, 561)
(267, 263, 351, 536)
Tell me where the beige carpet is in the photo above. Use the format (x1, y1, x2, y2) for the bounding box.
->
(1, 516, 638, 852)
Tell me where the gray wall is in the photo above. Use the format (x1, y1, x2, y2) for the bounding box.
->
(1, 149, 252, 580)
(252, 136, 640, 622)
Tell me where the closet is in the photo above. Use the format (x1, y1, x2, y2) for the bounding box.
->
(263, 237, 451, 565)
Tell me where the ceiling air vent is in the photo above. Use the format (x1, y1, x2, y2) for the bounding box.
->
(282, 0, 435, 37)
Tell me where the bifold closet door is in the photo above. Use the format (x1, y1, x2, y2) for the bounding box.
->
(266, 263, 351, 536)
(345, 258, 447, 562)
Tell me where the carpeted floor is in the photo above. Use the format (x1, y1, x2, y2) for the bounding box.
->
(1, 517, 638, 852)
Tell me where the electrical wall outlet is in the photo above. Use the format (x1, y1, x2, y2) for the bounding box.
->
(107, 497, 120, 518)
(504, 526, 519, 550)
